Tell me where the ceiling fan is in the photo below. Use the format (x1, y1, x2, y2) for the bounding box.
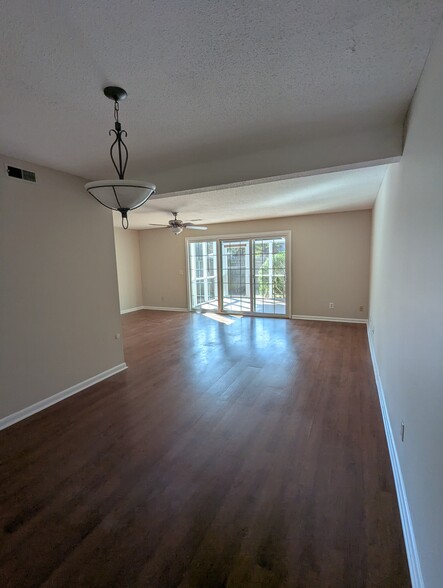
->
(149, 212, 208, 235)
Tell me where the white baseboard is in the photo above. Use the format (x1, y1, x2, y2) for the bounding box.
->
(367, 327, 424, 588)
(292, 314, 368, 324)
(120, 306, 144, 314)
(0, 362, 127, 431)
(143, 306, 188, 312)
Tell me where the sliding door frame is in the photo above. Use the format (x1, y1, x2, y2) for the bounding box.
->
(186, 230, 291, 318)
(220, 237, 252, 314)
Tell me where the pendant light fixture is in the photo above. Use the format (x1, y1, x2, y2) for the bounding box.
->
(85, 87, 156, 229)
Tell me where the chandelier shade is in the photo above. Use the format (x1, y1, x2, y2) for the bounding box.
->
(85, 86, 156, 229)
(85, 180, 156, 228)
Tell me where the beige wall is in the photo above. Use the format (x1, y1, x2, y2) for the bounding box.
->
(139, 210, 372, 319)
(114, 228, 144, 312)
(370, 22, 443, 588)
(0, 155, 124, 420)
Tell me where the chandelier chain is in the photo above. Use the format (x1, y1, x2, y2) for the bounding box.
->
(109, 99, 128, 180)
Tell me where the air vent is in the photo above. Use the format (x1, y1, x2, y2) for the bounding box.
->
(6, 166, 36, 183)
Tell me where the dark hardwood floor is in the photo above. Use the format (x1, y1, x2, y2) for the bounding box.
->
(0, 310, 410, 587)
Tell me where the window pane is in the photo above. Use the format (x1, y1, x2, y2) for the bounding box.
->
(188, 241, 218, 310)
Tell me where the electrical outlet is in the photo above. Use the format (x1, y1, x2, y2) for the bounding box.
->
(329, 302, 334, 309)
(359, 305, 364, 312)
(401, 421, 405, 442)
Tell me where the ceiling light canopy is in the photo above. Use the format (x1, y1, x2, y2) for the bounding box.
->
(85, 87, 156, 229)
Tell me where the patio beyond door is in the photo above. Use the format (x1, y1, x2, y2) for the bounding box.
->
(221, 240, 252, 313)
(188, 234, 289, 317)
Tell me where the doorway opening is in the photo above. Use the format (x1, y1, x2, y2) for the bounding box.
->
(187, 233, 290, 317)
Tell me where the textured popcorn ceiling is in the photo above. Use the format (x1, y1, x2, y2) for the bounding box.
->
(115, 164, 388, 229)
(1, 0, 442, 185)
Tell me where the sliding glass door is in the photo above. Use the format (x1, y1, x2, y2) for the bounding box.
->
(187, 233, 289, 317)
(188, 241, 218, 310)
(253, 237, 287, 315)
(221, 240, 251, 313)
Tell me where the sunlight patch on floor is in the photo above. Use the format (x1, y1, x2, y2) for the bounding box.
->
(202, 312, 240, 325)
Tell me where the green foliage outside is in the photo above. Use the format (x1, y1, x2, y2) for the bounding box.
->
(256, 252, 286, 299)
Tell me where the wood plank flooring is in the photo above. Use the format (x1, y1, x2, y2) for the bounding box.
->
(0, 310, 410, 587)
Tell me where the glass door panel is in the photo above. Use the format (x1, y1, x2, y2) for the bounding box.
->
(253, 237, 287, 315)
(188, 235, 288, 316)
(189, 241, 218, 310)
(221, 240, 252, 313)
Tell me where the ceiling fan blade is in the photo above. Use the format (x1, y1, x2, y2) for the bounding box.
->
(188, 218, 202, 222)
(185, 225, 208, 230)
(148, 224, 169, 227)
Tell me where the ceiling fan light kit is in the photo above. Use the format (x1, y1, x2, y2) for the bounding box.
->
(149, 212, 208, 235)
(85, 87, 156, 229)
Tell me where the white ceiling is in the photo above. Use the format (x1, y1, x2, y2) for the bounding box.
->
(115, 164, 388, 229)
(1, 1, 442, 182)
